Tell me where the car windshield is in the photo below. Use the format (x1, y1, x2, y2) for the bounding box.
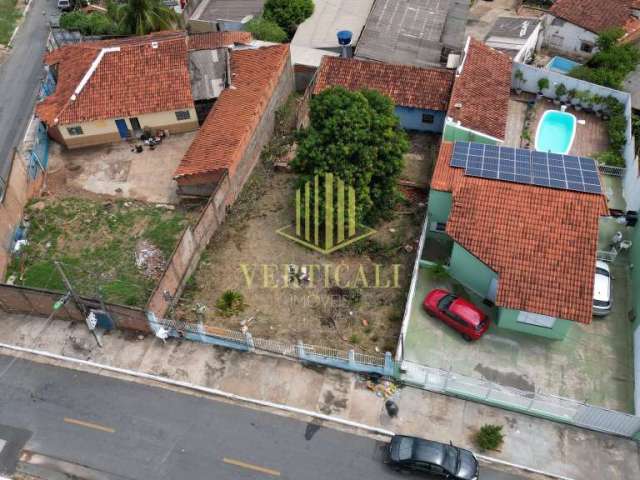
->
(595, 267, 609, 277)
(437, 294, 455, 311)
(442, 446, 459, 473)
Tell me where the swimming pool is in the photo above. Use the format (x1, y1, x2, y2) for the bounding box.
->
(535, 110, 576, 155)
(546, 56, 581, 74)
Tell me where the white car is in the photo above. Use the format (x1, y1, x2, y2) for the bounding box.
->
(593, 260, 612, 316)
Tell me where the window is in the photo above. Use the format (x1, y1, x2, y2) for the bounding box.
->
(551, 17, 565, 27)
(422, 113, 435, 124)
(66, 126, 83, 136)
(580, 41, 594, 53)
(430, 221, 446, 232)
(517, 311, 556, 328)
(550, 34, 564, 48)
(175, 110, 191, 121)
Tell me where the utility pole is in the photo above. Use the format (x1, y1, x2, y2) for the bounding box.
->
(54, 261, 102, 347)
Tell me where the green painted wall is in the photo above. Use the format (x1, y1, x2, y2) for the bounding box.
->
(631, 225, 640, 330)
(427, 190, 452, 225)
(448, 243, 497, 298)
(442, 121, 499, 145)
(497, 308, 572, 340)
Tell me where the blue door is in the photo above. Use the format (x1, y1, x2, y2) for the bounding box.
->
(115, 119, 129, 139)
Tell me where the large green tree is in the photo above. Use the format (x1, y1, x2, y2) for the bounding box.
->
(291, 87, 409, 225)
(245, 16, 288, 43)
(110, 0, 180, 36)
(263, 0, 313, 37)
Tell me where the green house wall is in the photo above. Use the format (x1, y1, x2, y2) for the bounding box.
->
(427, 190, 452, 225)
(497, 308, 572, 340)
(448, 243, 497, 298)
(631, 225, 640, 330)
(442, 121, 499, 145)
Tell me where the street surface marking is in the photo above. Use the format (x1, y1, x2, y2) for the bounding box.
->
(223, 457, 281, 476)
(63, 417, 115, 433)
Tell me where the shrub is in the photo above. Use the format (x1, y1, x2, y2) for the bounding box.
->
(264, 0, 314, 37)
(475, 424, 504, 451)
(537, 77, 549, 93)
(349, 333, 360, 344)
(596, 149, 625, 167)
(215, 290, 246, 317)
(245, 16, 287, 42)
(555, 83, 567, 99)
(427, 263, 449, 280)
(60, 11, 117, 35)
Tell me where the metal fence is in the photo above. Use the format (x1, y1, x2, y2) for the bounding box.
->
(147, 313, 394, 376)
(402, 361, 640, 439)
(598, 164, 625, 177)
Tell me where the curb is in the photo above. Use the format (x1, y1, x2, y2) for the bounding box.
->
(0, 341, 575, 480)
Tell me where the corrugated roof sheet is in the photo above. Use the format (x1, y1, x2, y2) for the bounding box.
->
(291, 0, 375, 49)
(355, 0, 470, 68)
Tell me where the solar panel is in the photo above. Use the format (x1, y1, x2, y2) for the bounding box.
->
(449, 141, 602, 194)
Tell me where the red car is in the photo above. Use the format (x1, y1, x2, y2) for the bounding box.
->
(423, 289, 489, 341)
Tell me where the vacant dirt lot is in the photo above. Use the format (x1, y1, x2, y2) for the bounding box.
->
(176, 156, 426, 353)
(7, 197, 193, 306)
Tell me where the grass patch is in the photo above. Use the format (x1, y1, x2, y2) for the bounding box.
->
(8, 198, 189, 307)
(0, 0, 20, 45)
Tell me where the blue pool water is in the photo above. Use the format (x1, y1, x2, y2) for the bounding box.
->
(535, 110, 576, 155)
(547, 56, 581, 74)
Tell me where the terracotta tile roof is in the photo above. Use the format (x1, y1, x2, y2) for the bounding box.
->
(187, 31, 252, 50)
(434, 142, 608, 324)
(174, 44, 290, 179)
(38, 32, 195, 125)
(313, 57, 455, 111)
(550, 0, 636, 34)
(447, 39, 512, 141)
(37, 31, 254, 126)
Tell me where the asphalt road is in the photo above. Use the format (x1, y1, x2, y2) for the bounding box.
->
(0, 354, 530, 480)
(0, 0, 57, 181)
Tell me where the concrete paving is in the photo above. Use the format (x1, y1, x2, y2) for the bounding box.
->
(465, 0, 521, 41)
(0, 313, 638, 479)
(0, 354, 527, 480)
(403, 265, 635, 412)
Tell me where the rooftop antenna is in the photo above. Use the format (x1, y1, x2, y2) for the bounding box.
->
(337, 30, 352, 58)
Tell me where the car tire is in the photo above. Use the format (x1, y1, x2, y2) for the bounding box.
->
(462, 333, 473, 342)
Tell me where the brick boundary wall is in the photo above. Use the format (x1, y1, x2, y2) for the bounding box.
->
(0, 284, 150, 333)
(147, 57, 295, 320)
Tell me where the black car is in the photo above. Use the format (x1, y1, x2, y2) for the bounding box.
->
(386, 435, 479, 479)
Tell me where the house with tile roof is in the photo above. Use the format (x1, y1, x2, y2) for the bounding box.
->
(37, 31, 253, 149)
(174, 43, 293, 198)
(443, 38, 513, 144)
(543, 0, 640, 59)
(423, 141, 609, 339)
(312, 56, 455, 132)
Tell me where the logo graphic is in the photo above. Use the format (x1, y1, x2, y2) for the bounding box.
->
(277, 173, 375, 254)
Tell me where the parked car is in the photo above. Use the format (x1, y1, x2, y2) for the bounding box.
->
(423, 289, 489, 341)
(593, 260, 612, 316)
(386, 435, 479, 479)
(57, 0, 72, 11)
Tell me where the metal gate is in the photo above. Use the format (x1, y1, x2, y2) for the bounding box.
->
(574, 405, 640, 437)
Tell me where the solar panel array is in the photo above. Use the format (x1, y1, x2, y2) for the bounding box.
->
(450, 142, 602, 194)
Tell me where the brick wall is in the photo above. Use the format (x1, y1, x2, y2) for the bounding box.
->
(0, 284, 150, 333)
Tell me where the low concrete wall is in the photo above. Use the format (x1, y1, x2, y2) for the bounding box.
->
(0, 284, 150, 333)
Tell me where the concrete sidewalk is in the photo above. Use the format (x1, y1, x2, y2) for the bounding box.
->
(0, 313, 638, 479)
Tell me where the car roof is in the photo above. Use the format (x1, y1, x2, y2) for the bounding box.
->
(407, 437, 448, 464)
(449, 297, 483, 325)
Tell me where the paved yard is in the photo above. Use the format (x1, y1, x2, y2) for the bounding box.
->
(47, 131, 197, 204)
(402, 262, 635, 412)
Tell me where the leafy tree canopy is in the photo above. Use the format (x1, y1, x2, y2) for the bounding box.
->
(291, 87, 409, 225)
(263, 0, 313, 37)
(110, 0, 180, 36)
(245, 16, 288, 43)
(570, 27, 640, 89)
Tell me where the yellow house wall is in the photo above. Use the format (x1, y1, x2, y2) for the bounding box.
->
(59, 108, 198, 149)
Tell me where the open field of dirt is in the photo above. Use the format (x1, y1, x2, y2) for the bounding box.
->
(176, 157, 426, 353)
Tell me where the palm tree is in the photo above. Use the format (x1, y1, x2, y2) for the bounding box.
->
(109, 0, 181, 36)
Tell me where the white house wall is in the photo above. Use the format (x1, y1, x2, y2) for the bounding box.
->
(543, 14, 598, 59)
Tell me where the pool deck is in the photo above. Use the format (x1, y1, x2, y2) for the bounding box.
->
(531, 99, 609, 158)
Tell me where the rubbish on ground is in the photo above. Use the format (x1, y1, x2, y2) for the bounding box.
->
(366, 379, 397, 399)
(134, 239, 166, 280)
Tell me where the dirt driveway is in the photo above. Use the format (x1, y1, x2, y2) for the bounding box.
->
(177, 160, 425, 354)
